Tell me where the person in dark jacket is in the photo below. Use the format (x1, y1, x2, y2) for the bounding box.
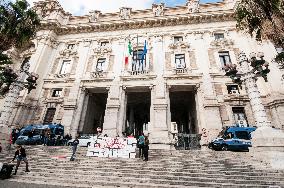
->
(70, 136, 79, 161)
(11, 145, 30, 175)
(0, 143, 2, 153)
(143, 136, 149, 161)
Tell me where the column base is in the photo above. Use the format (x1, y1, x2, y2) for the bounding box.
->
(251, 126, 284, 147)
(150, 144, 171, 150)
(248, 127, 284, 170)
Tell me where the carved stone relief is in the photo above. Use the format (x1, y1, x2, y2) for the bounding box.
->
(89, 10, 101, 22)
(187, 0, 200, 13)
(119, 7, 131, 20)
(152, 3, 165, 17)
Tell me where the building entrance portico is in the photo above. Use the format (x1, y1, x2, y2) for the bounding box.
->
(169, 90, 197, 134)
(124, 87, 151, 137)
(78, 88, 108, 135)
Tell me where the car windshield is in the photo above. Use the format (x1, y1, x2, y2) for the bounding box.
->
(235, 131, 250, 140)
(79, 136, 91, 139)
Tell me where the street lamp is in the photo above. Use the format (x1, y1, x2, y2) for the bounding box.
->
(0, 61, 38, 147)
(225, 52, 284, 148)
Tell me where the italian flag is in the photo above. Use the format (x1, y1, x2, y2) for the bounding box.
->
(125, 41, 133, 65)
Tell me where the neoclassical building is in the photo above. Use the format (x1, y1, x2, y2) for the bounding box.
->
(1, 0, 284, 148)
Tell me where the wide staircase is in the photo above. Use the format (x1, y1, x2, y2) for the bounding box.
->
(0, 145, 284, 188)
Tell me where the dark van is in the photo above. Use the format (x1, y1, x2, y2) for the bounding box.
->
(16, 124, 64, 145)
(208, 126, 257, 151)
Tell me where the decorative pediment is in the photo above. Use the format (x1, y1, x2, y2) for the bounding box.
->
(90, 71, 107, 79)
(152, 3, 165, 17)
(33, 0, 70, 20)
(59, 49, 78, 58)
(210, 38, 234, 48)
(119, 7, 131, 20)
(93, 46, 112, 55)
(55, 73, 70, 78)
(169, 41, 190, 50)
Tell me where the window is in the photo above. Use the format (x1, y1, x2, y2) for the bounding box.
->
(214, 33, 224, 40)
(235, 131, 250, 140)
(52, 89, 62, 97)
(43, 108, 56, 124)
(132, 50, 146, 71)
(232, 107, 248, 127)
(96, 58, 106, 72)
(174, 36, 183, 43)
(100, 41, 109, 47)
(175, 54, 186, 69)
(219, 51, 231, 67)
(67, 44, 75, 50)
(227, 85, 239, 94)
(59, 60, 71, 74)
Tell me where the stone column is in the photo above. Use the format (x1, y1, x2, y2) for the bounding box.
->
(78, 92, 90, 132)
(0, 63, 30, 145)
(102, 83, 120, 137)
(65, 88, 86, 137)
(239, 52, 270, 127)
(150, 84, 170, 149)
(239, 52, 284, 147)
(117, 86, 127, 136)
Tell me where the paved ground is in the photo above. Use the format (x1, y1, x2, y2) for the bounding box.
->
(0, 180, 73, 188)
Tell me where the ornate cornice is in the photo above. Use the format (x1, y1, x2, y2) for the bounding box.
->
(39, 12, 235, 36)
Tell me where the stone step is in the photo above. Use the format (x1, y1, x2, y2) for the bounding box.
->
(25, 168, 284, 182)
(12, 173, 281, 187)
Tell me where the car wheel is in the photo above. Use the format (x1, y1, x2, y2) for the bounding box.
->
(221, 145, 228, 151)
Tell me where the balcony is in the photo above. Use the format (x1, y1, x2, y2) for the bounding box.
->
(121, 70, 156, 81)
(173, 67, 188, 74)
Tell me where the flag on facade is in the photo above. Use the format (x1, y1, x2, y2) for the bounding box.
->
(125, 41, 133, 65)
(141, 40, 147, 62)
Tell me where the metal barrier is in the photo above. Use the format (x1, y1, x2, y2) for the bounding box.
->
(175, 134, 201, 150)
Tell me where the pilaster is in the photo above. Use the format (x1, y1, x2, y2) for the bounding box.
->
(103, 83, 120, 137)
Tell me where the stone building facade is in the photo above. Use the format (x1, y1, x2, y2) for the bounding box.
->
(1, 0, 284, 148)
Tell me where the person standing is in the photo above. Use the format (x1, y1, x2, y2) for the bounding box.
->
(143, 136, 149, 161)
(138, 133, 145, 158)
(11, 145, 30, 175)
(70, 136, 79, 161)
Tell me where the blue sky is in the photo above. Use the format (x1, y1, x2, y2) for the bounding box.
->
(25, 0, 222, 15)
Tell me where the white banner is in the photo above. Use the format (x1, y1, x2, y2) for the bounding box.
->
(86, 137, 137, 158)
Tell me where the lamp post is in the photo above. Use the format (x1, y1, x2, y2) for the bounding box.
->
(225, 51, 284, 148)
(0, 61, 38, 147)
